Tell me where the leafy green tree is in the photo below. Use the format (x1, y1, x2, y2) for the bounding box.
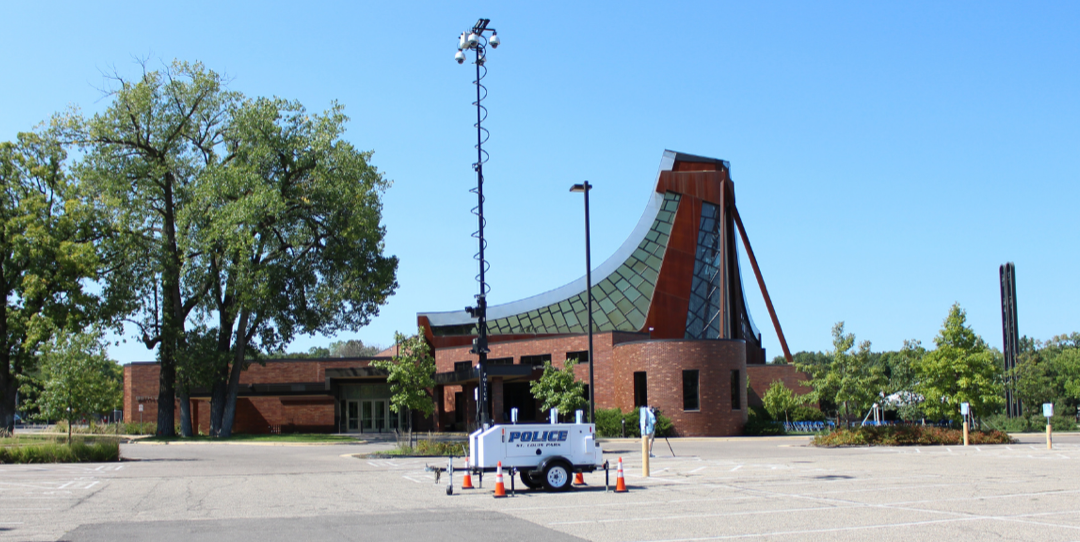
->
(762, 380, 808, 423)
(197, 96, 397, 437)
(75, 61, 397, 438)
(74, 60, 239, 436)
(914, 303, 1004, 422)
(879, 339, 926, 421)
(530, 359, 587, 419)
(1015, 333, 1080, 417)
(266, 346, 331, 359)
(0, 130, 103, 432)
(370, 329, 435, 428)
(797, 323, 885, 422)
(31, 328, 121, 443)
(330, 340, 382, 358)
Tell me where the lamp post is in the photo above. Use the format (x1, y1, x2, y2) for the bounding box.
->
(456, 19, 500, 429)
(570, 181, 595, 423)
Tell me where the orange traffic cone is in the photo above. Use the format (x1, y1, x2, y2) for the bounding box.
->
(573, 472, 586, 486)
(462, 457, 474, 489)
(615, 457, 627, 493)
(493, 461, 507, 498)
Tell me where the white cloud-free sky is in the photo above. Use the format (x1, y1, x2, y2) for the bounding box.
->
(2, 1, 1077, 362)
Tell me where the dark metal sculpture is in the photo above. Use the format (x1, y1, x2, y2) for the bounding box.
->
(1000, 262, 1021, 418)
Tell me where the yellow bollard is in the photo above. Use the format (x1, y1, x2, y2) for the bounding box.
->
(642, 435, 650, 477)
(1047, 422, 1053, 450)
(962, 420, 969, 446)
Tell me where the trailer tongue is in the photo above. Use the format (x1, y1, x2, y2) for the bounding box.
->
(469, 422, 605, 491)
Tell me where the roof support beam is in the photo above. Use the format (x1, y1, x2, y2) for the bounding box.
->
(731, 206, 793, 364)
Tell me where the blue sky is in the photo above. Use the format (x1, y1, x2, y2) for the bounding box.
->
(2, 1, 1077, 362)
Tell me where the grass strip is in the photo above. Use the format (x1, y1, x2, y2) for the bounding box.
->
(0, 437, 120, 463)
(369, 439, 468, 457)
(141, 433, 362, 444)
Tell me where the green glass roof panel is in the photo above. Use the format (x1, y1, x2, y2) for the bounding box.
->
(451, 191, 680, 337)
(598, 298, 617, 314)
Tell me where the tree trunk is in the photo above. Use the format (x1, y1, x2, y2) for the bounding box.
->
(209, 300, 236, 436)
(178, 391, 193, 437)
(0, 296, 14, 434)
(156, 171, 183, 438)
(156, 356, 176, 436)
(219, 309, 250, 438)
(209, 380, 227, 437)
(0, 369, 14, 434)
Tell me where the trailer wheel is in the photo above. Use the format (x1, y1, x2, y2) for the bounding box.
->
(520, 470, 543, 490)
(542, 461, 572, 492)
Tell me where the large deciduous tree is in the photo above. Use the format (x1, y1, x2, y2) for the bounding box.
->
(914, 303, 1003, 422)
(196, 97, 397, 437)
(76, 60, 239, 436)
(77, 61, 396, 438)
(0, 131, 101, 432)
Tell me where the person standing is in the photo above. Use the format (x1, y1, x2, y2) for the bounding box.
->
(639, 405, 656, 457)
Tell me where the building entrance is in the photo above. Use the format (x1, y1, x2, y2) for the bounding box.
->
(339, 383, 406, 433)
(344, 399, 401, 433)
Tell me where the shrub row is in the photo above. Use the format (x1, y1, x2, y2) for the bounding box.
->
(595, 408, 674, 438)
(813, 425, 1016, 447)
(982, 413, 1077, 433)
(53, 421, 157, 435)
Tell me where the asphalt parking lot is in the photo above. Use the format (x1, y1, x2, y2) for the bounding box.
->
(3, 433, 1080, 541)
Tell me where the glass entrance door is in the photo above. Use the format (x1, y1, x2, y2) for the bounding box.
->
(345, 399, 399, 433)
(347, 401, 359, 431)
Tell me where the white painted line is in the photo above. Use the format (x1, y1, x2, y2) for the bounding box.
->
(500, 496, 759, 512)
(84, 481, 100, 489)
(688, 467, 707, 474)
(401, 476, 422, 484)
(367, 461, 380, 467)
(549, 504, 860, 525)
(730, 465, 742, 472)
(635, 516, 984, 541)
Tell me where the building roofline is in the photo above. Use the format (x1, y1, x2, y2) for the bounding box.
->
(125, 356, 391, 366)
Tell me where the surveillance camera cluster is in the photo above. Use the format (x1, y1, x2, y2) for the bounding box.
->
(455, 20, 499, 65)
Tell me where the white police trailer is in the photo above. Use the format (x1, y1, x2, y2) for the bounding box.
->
(469, 411, 604, 491)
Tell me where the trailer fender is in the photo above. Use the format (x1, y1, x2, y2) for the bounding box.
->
(536, 455, 572, 474)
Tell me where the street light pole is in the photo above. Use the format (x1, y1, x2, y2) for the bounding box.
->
(570, 181, 595, 423)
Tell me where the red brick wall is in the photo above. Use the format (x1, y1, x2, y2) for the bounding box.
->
(124, 363, 178, 423)
(745, 364, 814, 408)
(432, 332, 753, 436)
(611, 339, 747, 437)
(434, 332, 648, 426)
(123, 358, 377, 432)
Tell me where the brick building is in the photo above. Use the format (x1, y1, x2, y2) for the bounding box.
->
(124, 357, 420, 434)
(123, 151, 809, 436)
(418, 151, 808, 436)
